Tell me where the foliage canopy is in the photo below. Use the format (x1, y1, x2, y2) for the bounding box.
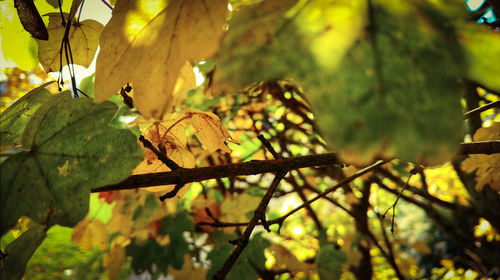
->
(1, 0, 500, 279)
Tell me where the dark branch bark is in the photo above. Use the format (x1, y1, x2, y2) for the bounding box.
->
(91, 153, 341, 192)
(464, 100, 500, 119)
(92, 141, 497, 193)
(460, 141, 500, 155)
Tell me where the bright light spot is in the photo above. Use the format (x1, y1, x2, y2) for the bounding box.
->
(193, 66, 205, 87)
(464, 270, 476, 279)
(466, 0, 485, 12)
(337, 239, 344, 246)
(232, 149, 242, 156)
(264, 249, 275, 269)
(228, 3, 233, 12)
(119, 115, 138, 124)
(444, 270, 455, 279)
(474, 218, 492, 237)
(279, 197, 301, 214)
(292, 225, 304, 236)
(477, 8, 497, 24)
(429, 184, 437, 194)
(483, 120, 493, 127)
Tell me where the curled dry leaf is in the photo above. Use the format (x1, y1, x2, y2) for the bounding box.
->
(132, 115, 195, 194)
(188, 110, 233, 153)
(36, 13, 103, 72)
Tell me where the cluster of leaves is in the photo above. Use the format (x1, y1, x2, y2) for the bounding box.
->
(1, 0, 500, 279)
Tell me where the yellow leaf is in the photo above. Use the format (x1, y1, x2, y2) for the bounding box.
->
(461, 123, 500, 192)
(132, 114, 195, 194)
(103, 236, 129, 279)
(94, 0, 227, 119)
(220, 193, 261, 227)
(412, 240, 431, 255)
(189, 111, 232, 153)
(71, 218, 108, 251)
(36, 13, 103, 72)
(268, 243, 315, 274)
(169, 254, 207, 280)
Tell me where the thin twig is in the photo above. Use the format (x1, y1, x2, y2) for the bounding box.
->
(138, 136, 180, 171)
(464, 100, 500, 118)
(197, 160, 389, 230)
(214, 171, 287, 280)
(258, 134, 281, 159)
(382, 173, 413, 233)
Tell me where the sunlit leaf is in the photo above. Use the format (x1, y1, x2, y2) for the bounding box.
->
(94, 0, 227, 119)
(0, 93, 143, 235)
(35, 13, 103, 72)
(462, 123, 500, 191)
(0, 223, 46, 280)
(460, 24, 500, 91)
(268, 243, 315, 274)
(0, 1, 39, 70)
(71, 218, 108, 251)
(189, 110, 232, 153)
(220, 193, 261, 228)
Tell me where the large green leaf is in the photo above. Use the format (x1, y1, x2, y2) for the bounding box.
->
(214, 0, 465, 165)
(0, 93, 143, 235)
(0, 223, 46, 280)
(0, 82, 56, 151)
(306, 1, 465, 165)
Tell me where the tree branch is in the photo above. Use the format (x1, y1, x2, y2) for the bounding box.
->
(197, 160, 389, 230)
(460, 141, 500, 155)
(91, 153, 341, 192)
(214, 171, 287, 280)
(464, 100, 500, 118)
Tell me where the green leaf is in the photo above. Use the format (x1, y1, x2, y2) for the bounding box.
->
(0, 93, 143, 235)
(126, 238, 169, 274)
(79, 74, 95, 98)
(306, 2, 464, 165)
(207, 231, 270, 280)
(460, 24, 500, 91)
(159, 212, 195, 269)
(0, 223, 46, 280)
(158, 211, 194, 236)
(315, 243, 347, 280)
(0, 82, 55, 150)
(215, 0, 465, 165)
